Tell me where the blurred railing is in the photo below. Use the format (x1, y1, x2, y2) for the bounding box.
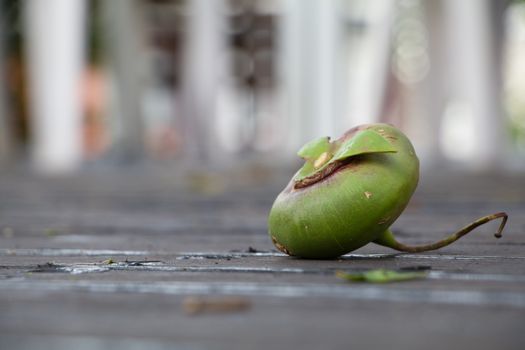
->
(0, 0, 524, 174)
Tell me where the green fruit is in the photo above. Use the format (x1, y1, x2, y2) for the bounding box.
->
(268, 123, 507, 259)
(268, 123, 417, 258)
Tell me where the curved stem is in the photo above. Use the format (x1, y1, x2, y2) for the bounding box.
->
(376, 212, 508, 253)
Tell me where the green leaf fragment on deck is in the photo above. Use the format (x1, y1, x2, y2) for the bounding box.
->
(336, 269, 427, 283)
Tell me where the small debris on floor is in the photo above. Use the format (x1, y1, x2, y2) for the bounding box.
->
(336, 269, 428, 283)
(182, 296, 251, 315)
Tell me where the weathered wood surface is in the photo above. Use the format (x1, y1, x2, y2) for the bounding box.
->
(0, 168, 524, 350)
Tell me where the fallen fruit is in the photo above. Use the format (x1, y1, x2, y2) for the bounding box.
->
(268, 123, 507, 259)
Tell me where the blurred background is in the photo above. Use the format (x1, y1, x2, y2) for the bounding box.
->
(0, 0, 524, 175)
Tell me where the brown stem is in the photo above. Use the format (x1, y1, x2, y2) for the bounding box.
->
(386, 212, 508, 253)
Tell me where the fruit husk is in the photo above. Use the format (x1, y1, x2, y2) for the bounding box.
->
(268, 123, 419, 259)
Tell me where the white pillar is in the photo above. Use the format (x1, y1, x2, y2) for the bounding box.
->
(440, 0, 504, 169)
(404, 0, 446, 169)
(344, 0, 395, 127)
(25, 0, 86, 173)
(280, 0, 344, 152)
(102, 0, 147, 161)
(181, 0, 228, 165)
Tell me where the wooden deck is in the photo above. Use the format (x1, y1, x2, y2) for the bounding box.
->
(0, 167, 524, 350)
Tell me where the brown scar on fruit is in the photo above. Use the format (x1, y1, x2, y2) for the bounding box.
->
(341, 124, 367, 139)
(364, 191, 372, 199)
(272, 235, 292, 255)
(378, 216, 391, 225)
(386, 135, 398, 142)
(375, 128, 397, 142)
(294, 158, 360, 189)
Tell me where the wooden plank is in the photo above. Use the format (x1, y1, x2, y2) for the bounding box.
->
(0, 169, 524, 349)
